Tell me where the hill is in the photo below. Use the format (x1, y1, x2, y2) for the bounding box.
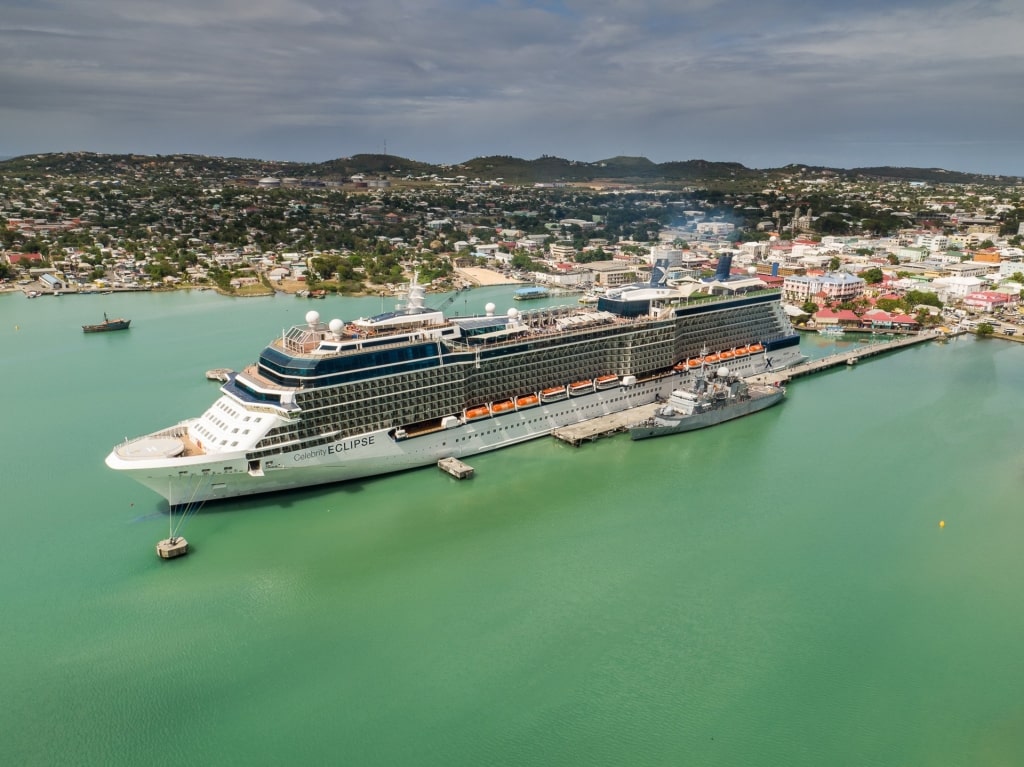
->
(0, 151, 1018, 188)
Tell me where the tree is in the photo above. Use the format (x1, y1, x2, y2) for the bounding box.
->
(876, 297, 902, 313)
(828, 256, 842, 271)
(976, 322, 995, 337)
(905, 290, 942, 309)
(858, 267, 884, 284)
(801, 300, 819, 315)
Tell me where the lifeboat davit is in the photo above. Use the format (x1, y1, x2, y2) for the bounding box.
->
(515, 393, 540, 409)
(464, 405, 491, 421)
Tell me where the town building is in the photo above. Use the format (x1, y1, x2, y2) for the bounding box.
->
(783, 271, 865, 303)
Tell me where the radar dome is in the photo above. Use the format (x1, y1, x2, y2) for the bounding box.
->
(328, 318, 344, 336)
(485, 302, 496, 316)
(305, 310, 320, 327)
(507, 307, 519, 319)
(718, 367, 730, 377)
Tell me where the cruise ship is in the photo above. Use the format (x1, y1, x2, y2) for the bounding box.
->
(106, 258, 804, 506)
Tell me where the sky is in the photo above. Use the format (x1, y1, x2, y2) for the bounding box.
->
(2, 0, 1023, 175)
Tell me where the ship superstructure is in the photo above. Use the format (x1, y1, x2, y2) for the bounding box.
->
(106, 263, 803, 506)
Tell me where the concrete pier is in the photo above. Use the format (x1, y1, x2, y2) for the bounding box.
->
(746, 331, 943, 386)
(551, 402, 662, 446)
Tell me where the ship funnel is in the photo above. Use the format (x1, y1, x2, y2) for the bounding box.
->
(649, 258, 669, 287)
(714, 254, 733, 281)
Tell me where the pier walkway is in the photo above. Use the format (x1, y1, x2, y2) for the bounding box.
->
(746, 330, 945, 386)
(552, 402, 662, 446)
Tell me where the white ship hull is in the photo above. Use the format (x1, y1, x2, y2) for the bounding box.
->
(107, 264, 805, 508)
(109, 376, 676, 506)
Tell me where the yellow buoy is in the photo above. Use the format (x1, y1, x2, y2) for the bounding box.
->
(939, 520, 945, 528)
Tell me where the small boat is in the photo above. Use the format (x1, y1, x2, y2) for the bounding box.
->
(704, 353, 720, 364)
(595, 374, 620, 389)
(515, 394, 540, 409)
(82, 313, 131, 333)
(490, 400, 515, 415)
(540, 386, 568, 403)
(748, 343, 763, 353)
(464, 405, 491, 421)
(687, 358, 703, 369)
(719, 349, 734, 361)
(733, 346, 750, 357)
(514, 286, 550, 301)
(568, 380, 594, 395)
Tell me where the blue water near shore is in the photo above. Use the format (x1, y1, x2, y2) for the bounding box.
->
(3, 289, 1024, 766)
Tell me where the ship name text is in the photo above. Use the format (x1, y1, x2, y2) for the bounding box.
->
(293, 435, 376, 462)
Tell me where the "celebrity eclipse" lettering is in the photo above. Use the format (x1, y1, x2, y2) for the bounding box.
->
(292, 435, 375, 462)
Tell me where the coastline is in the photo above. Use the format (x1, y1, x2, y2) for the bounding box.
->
(1, 264, 526, 299)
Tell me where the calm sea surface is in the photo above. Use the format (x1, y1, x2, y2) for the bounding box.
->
(2, 289, 1023, 766)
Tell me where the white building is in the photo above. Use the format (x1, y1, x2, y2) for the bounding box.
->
(932, 275, 984, 301)
(695, 221, 735, 236)
(549, 242, 577, 261)
(782, 271, 865, 302)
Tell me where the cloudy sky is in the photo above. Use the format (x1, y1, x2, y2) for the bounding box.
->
(2, 0, 1023, 174)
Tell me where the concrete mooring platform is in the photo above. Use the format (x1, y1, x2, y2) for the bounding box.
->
(438, 457, 474, 478)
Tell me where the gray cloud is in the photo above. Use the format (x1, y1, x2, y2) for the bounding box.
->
(1, 0, 1022, 173)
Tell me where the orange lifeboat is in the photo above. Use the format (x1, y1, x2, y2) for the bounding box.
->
(490, 400, 515, 415)
(748, 343, 764, 354)
(733, 345, 749, 357)
(568, 380, 594, 395)
(464, 405, 491, 421)
(541, 386, 568, 402)
(595, 374, 620, 389)
(673, 361, 688, 372)
(705, 353, 720, 364)
(687, 357, 703, 369)
(515, 393, 540, 409)
(719, 349, 734, 361)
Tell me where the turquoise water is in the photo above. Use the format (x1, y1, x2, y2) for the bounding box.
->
(3, 290, 1023, 766)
